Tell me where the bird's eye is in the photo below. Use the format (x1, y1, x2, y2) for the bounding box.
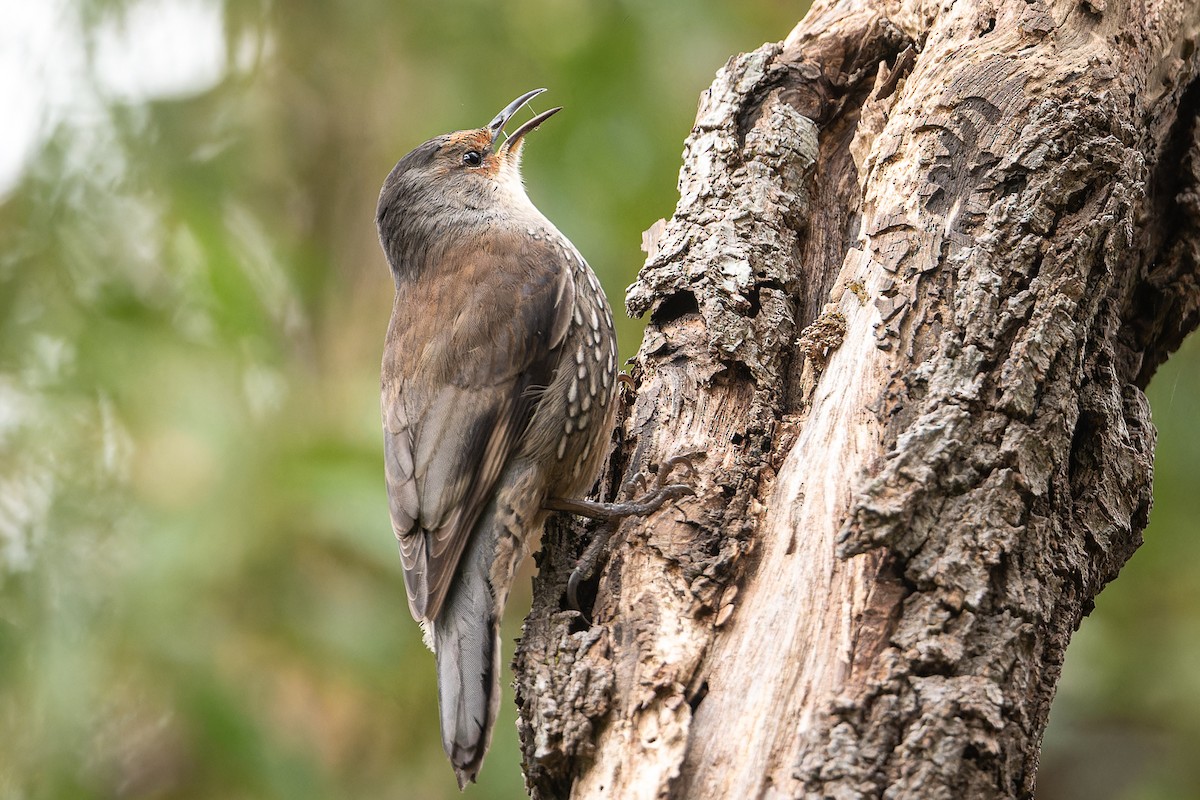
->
(462, 150, 483, 167)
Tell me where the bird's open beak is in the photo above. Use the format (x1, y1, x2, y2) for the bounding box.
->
(487, 88, 562, 154)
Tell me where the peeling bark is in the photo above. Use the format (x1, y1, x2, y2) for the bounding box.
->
(514, 1, 1200, 798)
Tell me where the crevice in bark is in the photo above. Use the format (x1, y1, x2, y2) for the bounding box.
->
(648, 290, 700, 326)
(1128, 75, 1200, 385)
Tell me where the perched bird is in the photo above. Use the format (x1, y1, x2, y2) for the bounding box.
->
(376, 89, 619, 787)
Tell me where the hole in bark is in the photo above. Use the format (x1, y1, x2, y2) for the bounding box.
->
(999, 170, 1029, 198)
(567, 611, 590, 635)
(747, 286, 763, 317)
(1068, 408, 1103, 496)
(722, 361, 754, 386)
(1065, 187, 1090, 214)
(979, 16, 996, 36)
(744, 284, 763, 316)
(565, 562, 603, 622)
(651, 290, 699, 324)
(688, 680, 710, 713)
(746, 279, 785, 319)
(698, 534, 722, 558)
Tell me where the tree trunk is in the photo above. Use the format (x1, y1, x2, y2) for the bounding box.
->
(513, 1, 1200, 798)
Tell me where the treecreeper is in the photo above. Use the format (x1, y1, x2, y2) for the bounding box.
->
(377, 89, 699, 788)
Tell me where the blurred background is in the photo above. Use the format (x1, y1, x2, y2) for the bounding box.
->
(0, 1, 1196, 798)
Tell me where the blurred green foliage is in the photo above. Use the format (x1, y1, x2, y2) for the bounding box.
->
(0, 2, 1197, 799)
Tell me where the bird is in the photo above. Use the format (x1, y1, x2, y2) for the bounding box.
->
(375, 89, 621, 788)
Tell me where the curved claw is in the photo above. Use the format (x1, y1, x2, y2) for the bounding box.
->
(567, 567, 586, 613)
(554, 453, 701, 622)
(616, 373, 638, 405)
(621, 471, 648, 500)
(657, 455, 697, 489)
(653, 483, 696, 507)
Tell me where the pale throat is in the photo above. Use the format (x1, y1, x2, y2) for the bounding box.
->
(495, 159, 553, 232)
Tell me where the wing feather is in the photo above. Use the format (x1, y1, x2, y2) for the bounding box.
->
(382, 235, 575, 622)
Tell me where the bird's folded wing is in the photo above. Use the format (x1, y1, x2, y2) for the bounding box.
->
(382, 237, 576, 622)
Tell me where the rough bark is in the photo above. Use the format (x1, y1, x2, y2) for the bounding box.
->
(513, 1, 1200, 798)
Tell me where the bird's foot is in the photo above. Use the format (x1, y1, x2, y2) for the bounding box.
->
(616, 372, 637, 399)
(545, 455, 697, 612)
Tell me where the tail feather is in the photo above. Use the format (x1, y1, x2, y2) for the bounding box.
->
(432, 534, 502, 789)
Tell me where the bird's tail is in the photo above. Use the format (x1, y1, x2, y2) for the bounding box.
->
(432, 534, 502, 790)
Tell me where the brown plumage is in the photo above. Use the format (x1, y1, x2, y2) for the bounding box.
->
(376, 89, 617, 788)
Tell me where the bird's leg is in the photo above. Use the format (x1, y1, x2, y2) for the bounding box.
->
(562, 518, 620, 613)
(545, 455, 696, 611)
(546, 454, 696, 520)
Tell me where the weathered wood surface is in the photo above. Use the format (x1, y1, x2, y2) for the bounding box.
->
(514, 1, 1200, 797)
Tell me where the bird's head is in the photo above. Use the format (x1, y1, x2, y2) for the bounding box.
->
(377, 89, 561, 238)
